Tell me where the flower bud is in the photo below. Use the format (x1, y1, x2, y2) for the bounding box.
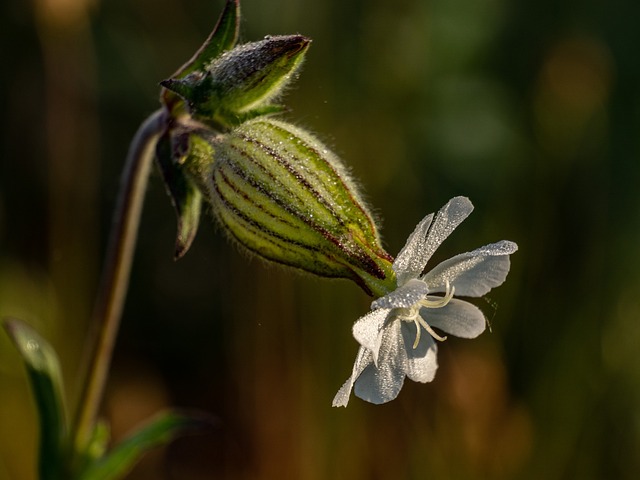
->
(161, 35, 310, 126)
(183, 119, 396, 296)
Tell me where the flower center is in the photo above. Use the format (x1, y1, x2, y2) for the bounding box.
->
(396, 280, 455, 349)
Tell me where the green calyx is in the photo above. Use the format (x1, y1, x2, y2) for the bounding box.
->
(161, 35, 310, 128)
(183, 119, 397, 296)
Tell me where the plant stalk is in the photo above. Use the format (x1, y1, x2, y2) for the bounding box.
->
(71, 108, 167, 455)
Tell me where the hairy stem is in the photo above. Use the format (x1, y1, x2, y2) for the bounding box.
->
(71, 108, 167, 455)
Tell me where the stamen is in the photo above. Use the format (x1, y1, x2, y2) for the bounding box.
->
(417, 315, 447, 342)
(419, 280, 455, 308)
(412, 319, 422, 349)
(397, 280, 455, 349)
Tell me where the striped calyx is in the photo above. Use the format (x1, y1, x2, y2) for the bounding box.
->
(183, 119, 396, 297)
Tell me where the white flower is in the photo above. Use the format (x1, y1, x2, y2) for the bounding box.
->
(333, 196, 518, 407)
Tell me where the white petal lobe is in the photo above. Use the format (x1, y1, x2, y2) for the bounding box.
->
(424, 242, 514, 297)
(354, 321, 407, 404)
(401, 322, 438, 383)
(421, 298, 487, 339)
(332, 346, 373, 407)
(393, 213, 434, 285)
(352, 308, 390, 364)
(420, 197, 474, 266)
(372, 278, 428, 310)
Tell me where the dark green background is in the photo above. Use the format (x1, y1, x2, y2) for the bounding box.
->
(1, 0, 639, 478)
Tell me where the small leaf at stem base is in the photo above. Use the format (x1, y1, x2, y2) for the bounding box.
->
(80, 410, 214, 480)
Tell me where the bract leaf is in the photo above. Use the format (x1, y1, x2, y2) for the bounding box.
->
(2, 318, 68, 480)
(155, 131, 203, 259)
(176, 0, 240, 78)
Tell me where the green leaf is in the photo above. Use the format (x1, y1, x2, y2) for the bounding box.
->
(155, 130, 203, 259)
(80, 411, 212, 480)
(2, 318, 68, 480)
(178, 0, 240, 78)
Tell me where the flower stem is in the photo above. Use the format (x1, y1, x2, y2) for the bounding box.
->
(71, 108, 167, 455)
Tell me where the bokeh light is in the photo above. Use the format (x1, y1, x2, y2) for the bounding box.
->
(1, 0, 639, 478)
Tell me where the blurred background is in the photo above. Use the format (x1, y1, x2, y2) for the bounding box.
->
(1, 0, 639, 478)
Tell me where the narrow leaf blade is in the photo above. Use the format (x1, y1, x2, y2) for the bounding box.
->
(175, 0, 240, 78)
(2, 318, 68, 480)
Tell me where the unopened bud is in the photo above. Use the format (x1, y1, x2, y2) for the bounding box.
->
(183, 119, 396, 296)
(161, 35, 310, 126)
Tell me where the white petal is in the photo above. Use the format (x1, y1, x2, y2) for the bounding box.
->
(352, 308, 391, 364)
(421, 298, 487, 339)
(354, 320, 408, 404)
(392, 213, 434, 285)
(371, 278, 428, 310)
(332, 346, 373, 408)
(424, 240, 517, 297)
(400, 322, 438, 383)
(422, 196, 474, 259)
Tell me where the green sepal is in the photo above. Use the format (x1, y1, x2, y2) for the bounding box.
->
(155, 130, 203, 259)
(79, 411, 212, 480)
(2, 318, 68, 480)
(162, 0, 240, 109)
